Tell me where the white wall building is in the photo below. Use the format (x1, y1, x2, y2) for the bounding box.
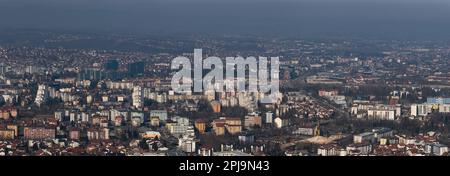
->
(410, 104, 433, 117)
(178, 136, 196, 153)
(35, 84, 49, 107)
(150, 110, 168, 121)
(132, 86, 144, 109)
(367, 109, 396, 120)
(265, 111, 273, 124)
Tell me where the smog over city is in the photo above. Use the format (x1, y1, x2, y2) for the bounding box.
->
(0, 0, 449, 174)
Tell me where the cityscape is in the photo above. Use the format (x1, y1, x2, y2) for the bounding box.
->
(1, 0, 450, 157)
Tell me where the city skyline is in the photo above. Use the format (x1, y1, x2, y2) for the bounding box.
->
(1, 0, 450, 159)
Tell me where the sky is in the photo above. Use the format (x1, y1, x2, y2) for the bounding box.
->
(0, 0, 449, 40)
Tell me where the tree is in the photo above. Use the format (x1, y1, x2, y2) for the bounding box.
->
(144, 99, 159, 109)
(152, 142, 159, 151)
(222, 106, 248, 117)
(32, 143, 40, 151)
(197, 99, 213, 113)
(139, 139, 149, 150)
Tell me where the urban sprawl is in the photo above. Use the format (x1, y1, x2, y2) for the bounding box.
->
(0, 32, 450, 156)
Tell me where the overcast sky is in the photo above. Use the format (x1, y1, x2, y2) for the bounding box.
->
(0, 0, 449, 40)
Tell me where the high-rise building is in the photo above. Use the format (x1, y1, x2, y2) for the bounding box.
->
(105, 59, 119, 71)
(78, 68, 105, 81)
(128, 61, 145, 77)
(265, 111, 273, 124)
(87, 128, 110, 140)
(35, 84, 49, 107)
(23, 127, 56, 140)
(244, 114, 262, 129)
(178, 136, 196, 153)
(149, 110, 168, 121)
(132, 86, 144, 109)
